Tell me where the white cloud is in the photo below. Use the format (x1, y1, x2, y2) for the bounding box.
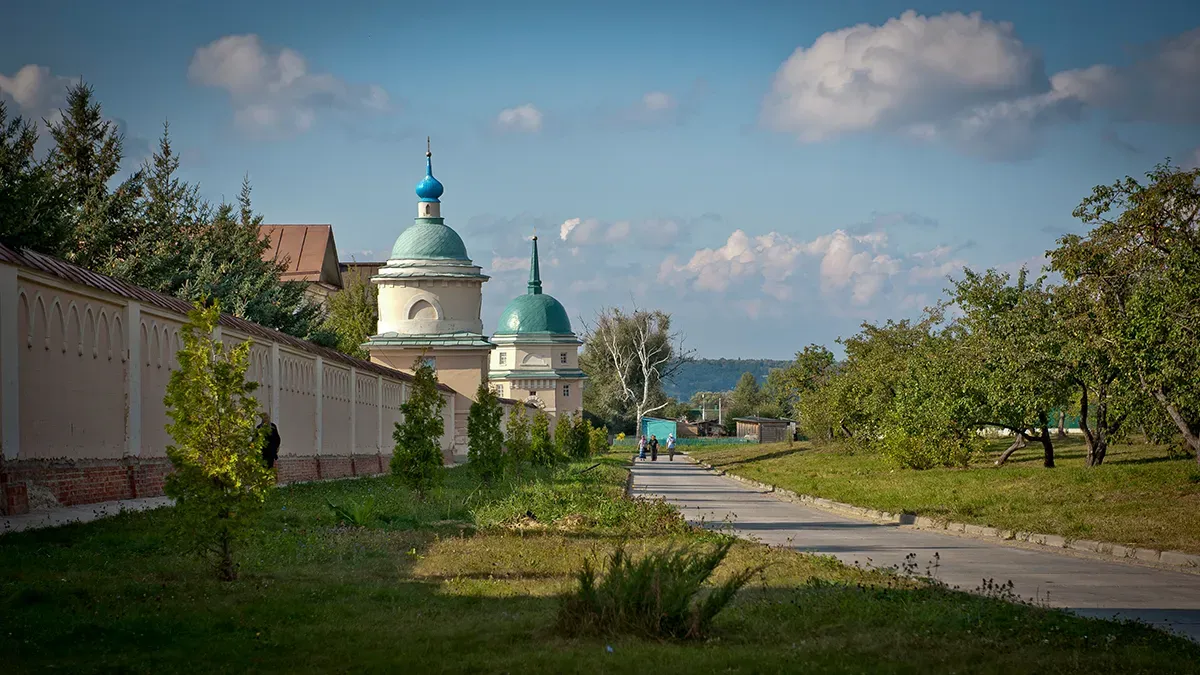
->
(189, 34, 391, 135)
(490, 256, 527, 273)
(496, 103, 543, 133)
(660, 227, 967, 306)
(642, 91, 675, 112)
(0, 64, 73, 115)
(558, 216, 690, 249)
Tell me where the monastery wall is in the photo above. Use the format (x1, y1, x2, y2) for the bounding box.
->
(0, 247, 529, 516)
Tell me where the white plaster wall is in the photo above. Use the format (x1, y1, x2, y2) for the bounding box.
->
(377, 278, 484, 335)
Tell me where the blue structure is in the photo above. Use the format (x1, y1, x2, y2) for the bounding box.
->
(640, 417, 677, 442)
(415, 138, 444, 202)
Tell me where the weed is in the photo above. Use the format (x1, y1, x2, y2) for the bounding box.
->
(325, 496, 378, 528)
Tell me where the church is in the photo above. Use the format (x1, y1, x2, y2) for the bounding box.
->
(364, 143, 586, 454)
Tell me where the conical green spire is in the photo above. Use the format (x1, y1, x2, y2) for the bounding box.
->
(527, 236, 542, 295)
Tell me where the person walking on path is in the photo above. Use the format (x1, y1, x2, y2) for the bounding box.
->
(638, 435, 647, 461)
(667, 434, 676, 461)
(649, 435, 659, 461)
(258, 412, 281, 470)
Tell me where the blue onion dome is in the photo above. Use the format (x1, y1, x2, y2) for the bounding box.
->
(415, 149, 444, 202)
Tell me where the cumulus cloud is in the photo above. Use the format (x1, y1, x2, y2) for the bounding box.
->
(761, 11, 1200, 159)
(0, 64, 73, 116)
(189, 34, 391, 136)
(558, 215, 705, 249)
(496, 103, 543, 133)
(489, 256, 527, 273)
(659, 228, 967, 306)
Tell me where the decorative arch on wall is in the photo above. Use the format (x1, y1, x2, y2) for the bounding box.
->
(18, 291, 29, 349)
(403, 293, 443, 321)
(112, 313, 125, 361)
(48, 297, 64, 353)
(84, 306, 96, 357)
(31, 293, 46, 350)
(97, 311, 111, 358)
(66, 302, 81, 356)
(521, 353, 550, 368)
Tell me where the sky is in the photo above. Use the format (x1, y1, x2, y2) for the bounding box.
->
(3, 1, 1200, 359)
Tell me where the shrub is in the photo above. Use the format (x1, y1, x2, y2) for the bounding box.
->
(588, 423, 609, 456)
(530, 408, 556, 466)
(391, 355, 446, 499)
(163, 301, 276, 581)
(879, 427, 974, 470)
(505, 402, 531, 470)
(326, 496, 378, 527)
(554, 412, 573, 461)
(558, 539, 759, 640)
(468, 383, 505, 484)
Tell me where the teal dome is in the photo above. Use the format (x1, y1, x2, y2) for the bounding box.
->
(390, 220, 469, 260)
(496, 293, 573, 335)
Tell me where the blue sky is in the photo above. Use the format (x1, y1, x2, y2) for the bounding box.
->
(3, 1, 1199, 359)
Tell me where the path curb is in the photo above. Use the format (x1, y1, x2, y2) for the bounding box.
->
(687, 457, 1200, 574)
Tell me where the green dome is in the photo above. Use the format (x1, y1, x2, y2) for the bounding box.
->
(496, 293, 573, 335)
(390, 219, 469, 261)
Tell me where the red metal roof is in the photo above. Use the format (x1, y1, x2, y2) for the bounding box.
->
(0, 242, 451, 389)
(259, 224, 341, 286)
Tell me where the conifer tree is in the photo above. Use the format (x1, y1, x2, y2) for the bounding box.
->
(391, 355, 446, 498)
(467, 383, 505, 484)
(0, 101, 69, 253)
(505, 400, 531, 470)
(46, 81, 143, 268)
(570, 412, 592, 459)
(163, 301, 275, 581)
(554, 411, 573, 460)
(530, 408, 555, 466)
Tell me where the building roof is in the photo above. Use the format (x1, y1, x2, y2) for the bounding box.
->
(259, 224, 344, 289)
(390, 219, 470, 261)
(494, 236, 574, 336)
(734, 416, 796, 424)
(0, 243, 458, 395)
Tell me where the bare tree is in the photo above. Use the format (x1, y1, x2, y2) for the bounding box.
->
(582, 305, 693, 432)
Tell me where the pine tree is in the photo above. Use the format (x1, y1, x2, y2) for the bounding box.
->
(182, 177, 323, 337)
(391, 355, 447, 498)
(505, 400, 531, 470)
(570, 412, 592, 459)
(0, 101, 69, 253)
(467, 383, 505, 484)
(554, 411, 573, 460)
(163, 301, 275, 581)
(530, 408, 554, 466)
(46, 81, 143, 267)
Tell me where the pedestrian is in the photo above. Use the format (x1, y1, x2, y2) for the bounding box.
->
(258, 412, 281, 470)
(649, 434, 659, 461)
(638, 435, 647, 460)
(667, 433, 676, 461)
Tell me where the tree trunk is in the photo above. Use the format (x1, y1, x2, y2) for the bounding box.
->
(1079, 383, 1107, 467)
(1147, 385, 1200, 463)
(217, 527, 236, 581)
(1038, 423, 1055, 468)
(994, 432, 1028, 466)
(1056, 410, 1067, 439)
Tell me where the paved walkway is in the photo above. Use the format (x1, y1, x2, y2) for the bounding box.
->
(630, 456, 1200, 641)
(1, 496, 173, 535)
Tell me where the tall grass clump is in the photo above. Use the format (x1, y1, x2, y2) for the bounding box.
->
(558, 539, 759, 640)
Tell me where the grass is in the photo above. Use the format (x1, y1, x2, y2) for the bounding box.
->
(1, 452, 1198, 673)
(688, 436, 1200, 554)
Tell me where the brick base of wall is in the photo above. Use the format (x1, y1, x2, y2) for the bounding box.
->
(0, 454, 391, 515)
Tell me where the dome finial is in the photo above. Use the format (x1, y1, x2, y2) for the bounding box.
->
(415, 138, 444, 203)
(527, 235, 542, 295)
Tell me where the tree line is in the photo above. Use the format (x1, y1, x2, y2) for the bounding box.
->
(758, 162, 1199, 469)
(0, 82, 327, 340)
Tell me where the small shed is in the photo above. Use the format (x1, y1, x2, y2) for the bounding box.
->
(734, 417, 793, 444)
(640, 417, 677, 442)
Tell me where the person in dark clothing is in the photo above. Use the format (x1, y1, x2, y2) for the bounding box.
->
(258, 412, 281, 470)
(648, 435, 659, 462)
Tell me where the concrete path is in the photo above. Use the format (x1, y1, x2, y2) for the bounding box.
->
(631, 456, 1200, 641)
(1, 496, 173, 536)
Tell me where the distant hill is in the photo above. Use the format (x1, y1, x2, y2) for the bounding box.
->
(664, 358, 792, 401)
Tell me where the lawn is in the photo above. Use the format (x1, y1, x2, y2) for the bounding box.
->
(688, 437, 1200, 554)
(2, 452, 1199, 674)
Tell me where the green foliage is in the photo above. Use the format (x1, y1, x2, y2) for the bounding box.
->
(529, 408, 555, 466)
(320, 264, 378, 358)
(162, 301, 276, 581)
(325, 496, 378, 527)
(391, 356, 446, 498)
(729, 371, 763, 419)
(663, 358, 792, 401)
(468, 383, 505, 483)
(588, 422, 610, 456)
(0, 101, 70, 253)
(558, 539, 760, 640)
(504, 401, 531, 468)
(565, 412, 592, 459)
(554, 411, 573, 460)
